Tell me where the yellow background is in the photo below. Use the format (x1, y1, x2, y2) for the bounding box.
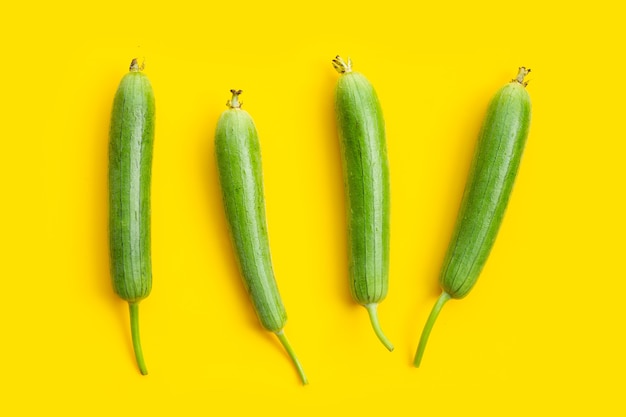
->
(2, 0, 625, 415)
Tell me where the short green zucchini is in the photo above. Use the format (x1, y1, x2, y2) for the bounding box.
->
(332, 56, 393, 351)
(109, 58, 155, 375)
(215, 90, 307, 384)
(414, 67, 532, 367)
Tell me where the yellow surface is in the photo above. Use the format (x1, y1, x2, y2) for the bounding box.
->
(2, 0, 625, 415)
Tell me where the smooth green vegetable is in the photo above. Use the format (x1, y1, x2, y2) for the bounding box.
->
(332, 56, 393, 351)
(109, 58, 155, 375)
(414, 67, 532, 367)
(215, 90, 307, 384)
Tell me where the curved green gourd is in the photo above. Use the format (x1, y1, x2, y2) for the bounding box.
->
(215, 90, 307, 384)
(333, 56, 393, 352)
(414, 68, 532, 367)
(109, 58, 155, 375)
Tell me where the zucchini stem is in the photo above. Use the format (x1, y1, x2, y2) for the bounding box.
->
(129, 302, 148, 375)
(514, 67, 531, 86)
(365, 303, 394, 352)
(227, 89, 243, 109)
(275, 330, 308, 385)
(414, 291, 451, 367)
(129, 58, 145, 72)
(332, 55, 352, 74)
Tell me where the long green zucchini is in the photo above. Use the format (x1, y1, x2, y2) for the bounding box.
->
(332, 56, 393, 351)
(414, 67, 532, 367)
(108, 58, 155, 375)
(215, 90, 307, 384)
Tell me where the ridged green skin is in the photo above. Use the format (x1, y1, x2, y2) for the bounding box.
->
(215, 105, 286, 332)
(108, 61, 154, 375)
(414, 70, 532, 367)
(109, 67, 155, 303)
(333, 57, 393, 351)
(441, 80, 531, 298)
(214, 93, 307, 384)
(335, 72, 390, 306)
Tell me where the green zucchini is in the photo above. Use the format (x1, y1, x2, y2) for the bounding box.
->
(109, 58, 155, 375)
(414, 67, 532, 367)
(215, 90, 307, 384)
(332, 56, 393, 351)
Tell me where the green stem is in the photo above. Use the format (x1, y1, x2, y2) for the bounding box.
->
(275, 330, 308, 385)
(129, 302, 148, 375)
(365, 303, 394, 352)
(414, 291, 451, 367)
